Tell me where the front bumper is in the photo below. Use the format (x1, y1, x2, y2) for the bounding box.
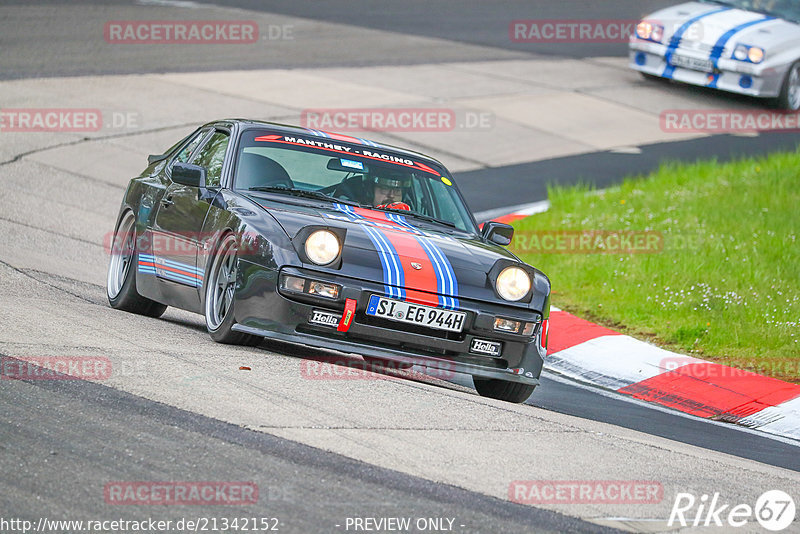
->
(232, 262, 547, 385)
(629, 41, 788, 98)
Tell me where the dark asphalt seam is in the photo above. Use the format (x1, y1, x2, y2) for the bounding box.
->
(0, 216, 103, 249)
(0, 259, 100, 306)
(0, 121, 199, 167)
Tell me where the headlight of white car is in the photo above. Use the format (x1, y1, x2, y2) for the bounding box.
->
(734, 44, 765, 64)
(635, 21, 664, 43)
(305, 230, 341, 265)
(496, 266, 531, 302)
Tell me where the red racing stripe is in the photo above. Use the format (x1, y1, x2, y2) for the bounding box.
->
(547, 310, 621, 354)
(353, 208, 439, 306)
(140, 261, 201, 280)
(386, 230, 440, 307)
(618, 363, 800, 419)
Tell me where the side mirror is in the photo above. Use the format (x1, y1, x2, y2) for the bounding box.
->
(482, 221, 514, 246)
(172, 162, 206, 188)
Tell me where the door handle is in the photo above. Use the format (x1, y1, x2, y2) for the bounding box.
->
(161, 196, 174, 207)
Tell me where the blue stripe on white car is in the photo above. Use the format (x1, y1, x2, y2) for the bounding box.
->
(662, 7, 732, 79)
(706, 16, 777, 88)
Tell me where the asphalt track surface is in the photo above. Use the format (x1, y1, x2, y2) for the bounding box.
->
(0, 0, 674, 79)
(0, 358, 614, 534)
(2, 2, 800, 533)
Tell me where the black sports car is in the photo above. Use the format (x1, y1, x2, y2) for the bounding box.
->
(107, 119, 551, 403)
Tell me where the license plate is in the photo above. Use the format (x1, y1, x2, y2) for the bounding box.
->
(309, 309, 340, 327)
(366, 295, 465, 333)
(669, 54, 713, 72)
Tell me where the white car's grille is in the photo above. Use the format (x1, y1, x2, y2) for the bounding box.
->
(678, 40, 714, 54)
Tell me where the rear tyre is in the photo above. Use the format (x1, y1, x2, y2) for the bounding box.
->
(204, 233, 261, 346)
(473, 377, 536, 403)
(107, 210, 167, 318)
(776, 61, 800, 111)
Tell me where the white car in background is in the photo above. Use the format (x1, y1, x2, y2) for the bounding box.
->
(630, 0, 800, 110)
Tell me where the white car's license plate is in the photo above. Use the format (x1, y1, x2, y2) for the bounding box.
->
(669, 54, 713, 72)
(366, 295, 466, 333)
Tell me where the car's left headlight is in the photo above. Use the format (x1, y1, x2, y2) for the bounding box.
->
(305, 230, 341, 265)
(733, 44, 765, 64)
(496, 266, 531, 302)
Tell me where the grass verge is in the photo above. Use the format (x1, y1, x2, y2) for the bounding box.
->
(511, 150, 800, 383)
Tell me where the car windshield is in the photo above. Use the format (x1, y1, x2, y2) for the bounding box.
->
(700, 0, 800, 22)
(234, 129, 478, 233)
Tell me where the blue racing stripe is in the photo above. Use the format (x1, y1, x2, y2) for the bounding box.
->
(362, 225, 402, 299)
(662, 7, 731, 79)
(334, 204, 404, 299)
(706, 16, 775, 88)
(386, 213, 460, 309)
(139, 255, 204, 277)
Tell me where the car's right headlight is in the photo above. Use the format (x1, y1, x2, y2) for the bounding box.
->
(305, 229, 341, 265)
(496, 266, 531, 302)
(635, 21, 664, 43)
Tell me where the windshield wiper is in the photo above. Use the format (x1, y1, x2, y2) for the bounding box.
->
(374, 206, 457, 229)
(246, 186, 359, 206)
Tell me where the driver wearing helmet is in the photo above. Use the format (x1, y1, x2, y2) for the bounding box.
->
(372, 172, 412, 211)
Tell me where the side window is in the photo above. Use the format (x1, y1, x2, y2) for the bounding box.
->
(174, 130, 208, 164)
(190, 131, 230, 188)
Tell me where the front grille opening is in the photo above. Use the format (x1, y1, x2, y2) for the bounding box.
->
(358, 313, 467, 341)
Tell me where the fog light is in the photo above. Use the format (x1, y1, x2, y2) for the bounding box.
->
(308, 281, 340, 299)
(281, 275, 306, 293)
(635, 52, 647, 66)
(494, 317, 521, 333)
(280, 274, 341, 300)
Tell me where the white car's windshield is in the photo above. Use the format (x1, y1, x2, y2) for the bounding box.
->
(701, 0, 800, 22)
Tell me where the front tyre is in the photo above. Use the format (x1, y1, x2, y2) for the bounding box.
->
(777, 61, 800, 111)
(107, 210, 167, 318)
(473, 377, 536, 403)
(204, 233, 261, 346)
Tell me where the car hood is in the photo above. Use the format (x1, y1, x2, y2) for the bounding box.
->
(249, 195, 540, 306)
(645, 2, 800, 51)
